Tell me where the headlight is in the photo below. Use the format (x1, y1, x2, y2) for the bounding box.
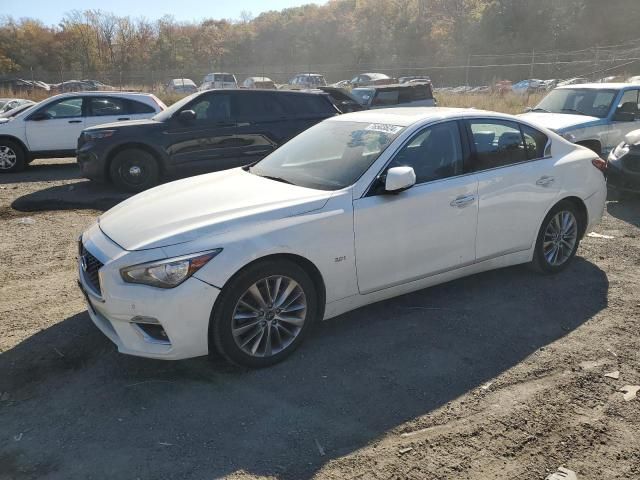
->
(83, 129, 116, 141)
(609, 142, 629, 162)
(120, 249, 222, 288)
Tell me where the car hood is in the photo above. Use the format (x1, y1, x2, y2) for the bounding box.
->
(99, 168, 333, 251)
(84, 118, 161, 131)
(519, 112, 602, 132)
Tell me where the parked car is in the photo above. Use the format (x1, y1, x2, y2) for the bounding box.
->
(316, 86, 365, 113)
(350, 83, 436, 109)
(520, 83, 640, 156)
(288, 73, 327, 89)
(52, 79, 113, 92)
(77, 107, 606, 367)
(398, 76, 431, 84)
(166, 78, 198, 94)
(0, 92, 166, 173)
(200, 73, 238, 91)
(0, 98, 33, 113)
(242, 77, 276, 89)
(607, 129, 640, 197)
(627, 76, 640, 84)
(557, 77, 590, 87)
(0, 78, 50, 94)
(77, 89, 339, 191)
(0, 101, 36, 121)
(350, 73, 394, 88)
(512, 79, 545, 95)
(330, 80, 352, 89)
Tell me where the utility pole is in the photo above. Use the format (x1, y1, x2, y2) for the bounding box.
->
(465, 54, 471, 87)
(529, 48, 536, 79)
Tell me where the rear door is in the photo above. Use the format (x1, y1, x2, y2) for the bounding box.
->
(465, 118, 560, 260)
(25, 96, 85, 152)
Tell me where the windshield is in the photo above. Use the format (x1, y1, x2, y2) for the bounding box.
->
(249, 120, 404, 190)
(534, 88, 617, 118)
(152, 92, 200, 121)
(351, 88, 374, 105)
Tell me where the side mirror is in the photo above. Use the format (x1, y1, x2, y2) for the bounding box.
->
(177, 109, 196, 122)
(29, 111, 50, 121)
(384, 166, 416, 194)
(614, 110, 635, 122)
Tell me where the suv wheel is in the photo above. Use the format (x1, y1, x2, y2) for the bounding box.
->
(0, 140, 26, 173)
(109, 148, 160, 192)
(210, 259, 318, 368)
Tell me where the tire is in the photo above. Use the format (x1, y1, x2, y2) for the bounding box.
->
(109, 148, 159, 192)
(210, 259, 318, 368)
(530, 201, 582, 274)
(0, 139, 26, 173)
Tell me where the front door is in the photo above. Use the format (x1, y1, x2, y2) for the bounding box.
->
(608, 88, 640, 154)
(165, 92, 244, 172)
(353, 120, 478, 294)
(25, 97, 85, 152)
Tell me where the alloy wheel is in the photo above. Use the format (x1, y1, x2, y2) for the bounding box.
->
(543, 210, 578, 267)
(231, 275, 307, 358)
(0, 146, 17, 170)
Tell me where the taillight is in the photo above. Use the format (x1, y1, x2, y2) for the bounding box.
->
(591, 158, 607, 173)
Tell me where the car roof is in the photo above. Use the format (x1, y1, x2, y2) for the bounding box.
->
(556, 83, 631, 90)
(331, 107, 518, 127)
(360, 73, 390, 78)
(352, 82, 430, 91)
(51, 91, 156, 98)
(170, 78, 195, 85)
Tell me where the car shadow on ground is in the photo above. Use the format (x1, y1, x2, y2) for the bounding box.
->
(11, 180, 131, 212)
(606, 198, 640, 228)
(0, 160, 81, 185)
(0, 258, 608, 480)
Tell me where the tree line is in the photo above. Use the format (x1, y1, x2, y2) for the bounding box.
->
(0, 0, 638, 86)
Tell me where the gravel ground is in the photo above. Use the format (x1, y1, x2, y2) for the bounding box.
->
(0, 158, 639, 480)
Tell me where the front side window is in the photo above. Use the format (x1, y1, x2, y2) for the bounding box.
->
(388, 121, 463, 184)
(468, 120, 527, 171)
(188, 94, 231, 122)
(351, 88, 374, 105)
(250, 120, 404, 190)
(372, 90, 399, 106)
(617, 90, 639, 117)
(37, 97, 83, 119)
(534, 88, 617, 118)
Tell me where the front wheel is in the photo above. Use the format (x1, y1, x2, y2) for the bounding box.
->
(531, 201, 582, 274)
(109, 148, 159, 192)
(0, 140, 26, 173)
(210, 260, 318, 368)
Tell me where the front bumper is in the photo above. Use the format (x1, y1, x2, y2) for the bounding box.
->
(78, 224, 220, 360)
(77, 142, 108, 181)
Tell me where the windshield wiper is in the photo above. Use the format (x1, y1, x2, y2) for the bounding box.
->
(561, 108, 588, 116)
(255, 174, 294, 185)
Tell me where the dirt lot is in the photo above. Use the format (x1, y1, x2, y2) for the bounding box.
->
(1, 158, 639, 480)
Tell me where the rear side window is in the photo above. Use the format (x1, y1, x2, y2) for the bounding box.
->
(280, 94, 335, 115)
(521, 124, 549, 159)
(468, 120, 528, 171)
(234, 92, 286, 118)
(372, 89, 399, 106)
(127, 100, 155, 114)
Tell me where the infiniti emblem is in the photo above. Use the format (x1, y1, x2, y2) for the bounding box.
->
(80, 255, 88, 272)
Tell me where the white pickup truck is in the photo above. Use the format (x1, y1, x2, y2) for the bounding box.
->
(520, 83, 640, 157)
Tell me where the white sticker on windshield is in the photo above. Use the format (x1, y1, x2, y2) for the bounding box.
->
(365, 123, 403, 134)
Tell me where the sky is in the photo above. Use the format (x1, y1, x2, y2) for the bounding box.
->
(0, 0, 326, 26)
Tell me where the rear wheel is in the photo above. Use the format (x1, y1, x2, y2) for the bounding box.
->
(0, 139, 26, 173)
(531, 201, 582, 274)
(210, 259, 318, 368)
(109, 148, 159, 192)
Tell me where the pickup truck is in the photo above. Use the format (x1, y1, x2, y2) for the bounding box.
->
(519, 83, 640, 157)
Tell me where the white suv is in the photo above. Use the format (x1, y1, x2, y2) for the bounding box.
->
(199, 73, 238, 91)
(0, 91, 166, 172)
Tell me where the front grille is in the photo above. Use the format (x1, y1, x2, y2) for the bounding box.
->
(81, 245, 103, 295)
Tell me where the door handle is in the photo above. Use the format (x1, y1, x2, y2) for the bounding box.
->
(68, 120, 82, 124)
(536, 175, 555, 187)
(450, 195, 475, 208)
(117, 117, 130, 121)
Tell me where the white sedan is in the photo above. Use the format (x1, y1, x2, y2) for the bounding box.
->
(79, 108, 607, 368)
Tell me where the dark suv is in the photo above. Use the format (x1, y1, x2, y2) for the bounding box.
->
(77, 89, 339, 191)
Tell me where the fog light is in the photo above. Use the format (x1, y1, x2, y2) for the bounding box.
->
(131, 316, 170, 345)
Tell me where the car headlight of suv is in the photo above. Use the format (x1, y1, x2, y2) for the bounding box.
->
(120, 249, 222, 288)
(83, 129, 117, 141)
(609, 142, 629, 162)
